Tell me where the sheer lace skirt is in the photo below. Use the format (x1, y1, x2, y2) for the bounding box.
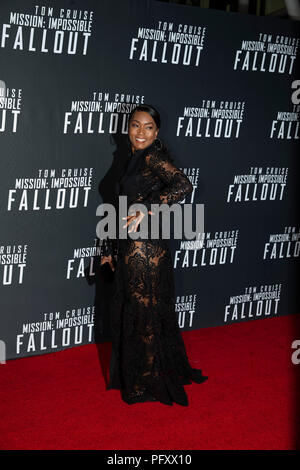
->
(107, 238, 208, 406)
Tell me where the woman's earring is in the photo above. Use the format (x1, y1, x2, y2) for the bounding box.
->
(154, 137, 162, 150)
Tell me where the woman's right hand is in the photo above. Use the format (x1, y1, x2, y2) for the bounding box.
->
(100, 255, 115, 272)
(122, 209, 155, 233)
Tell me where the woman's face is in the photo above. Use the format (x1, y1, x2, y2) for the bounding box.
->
(128, 110, 159, 153)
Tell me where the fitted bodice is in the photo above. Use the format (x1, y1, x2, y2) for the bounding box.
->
(100, 140, 193, 254)
(118, 146, 147, 200)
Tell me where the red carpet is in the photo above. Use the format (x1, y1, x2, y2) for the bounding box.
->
(1, 314, 299, 450)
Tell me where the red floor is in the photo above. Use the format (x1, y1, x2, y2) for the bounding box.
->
(0, 314, 299, 450)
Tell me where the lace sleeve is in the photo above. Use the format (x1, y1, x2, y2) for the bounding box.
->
(141, 151, 193, 210)
(146, 152, 193, 204)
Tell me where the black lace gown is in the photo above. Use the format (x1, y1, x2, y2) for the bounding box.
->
(101, 140, 208, 406)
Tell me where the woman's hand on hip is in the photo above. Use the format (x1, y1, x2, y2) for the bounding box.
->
(122, 210, 155, 233)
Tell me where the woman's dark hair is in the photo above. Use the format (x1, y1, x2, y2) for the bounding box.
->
(128, 104, 161, 129)
(127, 104, 174, 162)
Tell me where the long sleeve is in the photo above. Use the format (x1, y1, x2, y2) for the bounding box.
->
(100, 183, 120, 260)
(134, 151, 193, 212)
(100, 236, 118, 259)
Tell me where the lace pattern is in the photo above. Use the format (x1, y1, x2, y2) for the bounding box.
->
(101, 142, 208, 405)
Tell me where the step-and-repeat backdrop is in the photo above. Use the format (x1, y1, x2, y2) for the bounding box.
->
(0, 0, 299, 360)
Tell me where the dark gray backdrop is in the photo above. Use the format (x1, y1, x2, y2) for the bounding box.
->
(0, 0, 299, 360)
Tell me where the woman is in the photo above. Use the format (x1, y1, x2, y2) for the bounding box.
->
(100, 104, 208, 406)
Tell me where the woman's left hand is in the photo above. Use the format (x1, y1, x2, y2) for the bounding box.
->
(122, 210, 155, 233)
